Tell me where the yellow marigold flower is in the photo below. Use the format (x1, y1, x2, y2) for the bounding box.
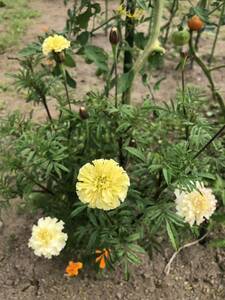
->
(76, 159, 130, 210)
(175, 182, 217, 226)
(65, 261, 83, 277)
(42, 34, 70, 56)
(96, 248, 110, 269)
(28, 217, 68, 259)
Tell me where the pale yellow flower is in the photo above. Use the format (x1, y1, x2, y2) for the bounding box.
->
(28, 217, 68, 259)
(76, 159, 130, 210)
(42, 34, 70, 56)
(175, 182, 217, 226)
(116, 4, 144, 20)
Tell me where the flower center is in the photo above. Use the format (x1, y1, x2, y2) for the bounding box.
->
(37, 229, 53, 245)
(190, 192, 208, 213)
(95, 176, 109, 191)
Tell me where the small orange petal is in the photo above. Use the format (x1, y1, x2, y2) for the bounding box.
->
(99, 256, 106, 269)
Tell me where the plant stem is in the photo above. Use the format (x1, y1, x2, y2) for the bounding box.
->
(208, 0, 225, 65)
(163, 0, 178, 45)
(112, 45, 118, 107)
(42, 95, 53, 122)
(193, 123, 225, 159)
(104, 0, 109, 36)
(133, 0, 165, 78)
(91, 16, 116, 34)
(60, 63, 72, 110)
(189, 31, 225, 114)
(122, 0, 136, 105)
(209, 64, 225, 72)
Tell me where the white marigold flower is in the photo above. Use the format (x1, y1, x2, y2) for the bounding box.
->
(175, 182, 217, 226)
(28, 217, 68, 259)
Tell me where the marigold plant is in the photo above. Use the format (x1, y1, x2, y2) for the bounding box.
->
(0, 0, 225, 280)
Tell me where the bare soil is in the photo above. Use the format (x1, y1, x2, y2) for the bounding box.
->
(0, 1, 225, 299)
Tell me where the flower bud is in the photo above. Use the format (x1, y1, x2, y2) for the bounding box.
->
(129, 138, 137, 147)
(109, 27, 120, 45)
(79, 106, 89, 119)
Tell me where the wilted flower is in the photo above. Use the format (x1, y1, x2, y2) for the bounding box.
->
(76, 159, 130, 210)
(28, 217, 68, 259)
(42, 34, 70, 56)
(96, 248, 110, 269)
(65, 261, 83, 277)
(175, 182, 217, 226)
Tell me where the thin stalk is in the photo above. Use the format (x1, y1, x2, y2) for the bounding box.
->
(189, 31, 225, 114)
(60, 64, 72, 110)
(104, 0, 109, 36)
(163, 0, 178, 45)
(42, 95, 53, 122)
(91, 16, 116, 34)
(208, 0, 225, 65)
(122, 0, 136, 104)
(112, 45, 119, 107)
(209, 64, 225, 72)
(193, 124, 225, 159)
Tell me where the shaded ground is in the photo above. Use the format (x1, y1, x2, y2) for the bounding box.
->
(0, 0, 225, 299)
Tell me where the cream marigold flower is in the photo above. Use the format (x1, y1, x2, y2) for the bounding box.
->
(42, 34, 70, 56)
(175, 182, 217, 226)
(76, 159, 130, 210)
(28, 217, 68, 259)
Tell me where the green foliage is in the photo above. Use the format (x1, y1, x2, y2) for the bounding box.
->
(1, 0, 225, 279)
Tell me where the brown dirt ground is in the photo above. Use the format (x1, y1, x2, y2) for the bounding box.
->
(0, 0, 225, 299)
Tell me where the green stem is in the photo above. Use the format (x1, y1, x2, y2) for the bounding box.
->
(193, 124, 225, 159)
(60, 63, 72, 110)
(104, 0, 109, 36)
(112, 45, 118, 108)
(91, 16, 116, 34)
(163, 0, 178, 45)
(209, 64, 225, 72)
(122, 0, 136, 105)
(208, 0, 225, 65)
(133, 0, 165, 78)
(189, 31, 225, 114)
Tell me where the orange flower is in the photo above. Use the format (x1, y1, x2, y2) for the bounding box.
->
(95, 248, 110, 269)
(42, 25, 49, 33)
(65, 261, 83, 277)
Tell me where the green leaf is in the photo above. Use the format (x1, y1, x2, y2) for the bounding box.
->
(118, 71, 134, 94)
(127, 243, 146, 254)
(125, 147, 145, 162)
(163, 168, 171, 185)
(65, 70, 76, 88)
(70, 204, 87, 218)
(166, 221, 178, 250)
(64, 53, 76, 68)
(84, 45, 108, 72)
(126, 233, 141, 242)
(77, 31, 90, 46)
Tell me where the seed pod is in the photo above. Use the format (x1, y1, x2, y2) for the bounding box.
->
(187, 15, 204, 31)
(109, 27, 120, 45)
(79, 106, 89, 119)
(172, 30, 190, 46)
